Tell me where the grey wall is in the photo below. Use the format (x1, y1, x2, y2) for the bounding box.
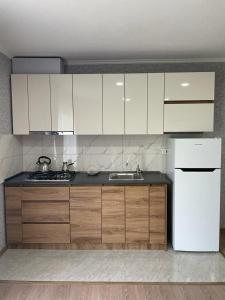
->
(67, 62, 225, 227)
(0, 52, 12, 134)
(0, 52, 23, 251)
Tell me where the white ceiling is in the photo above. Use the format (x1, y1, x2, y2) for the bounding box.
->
(0, 0, 225, 61)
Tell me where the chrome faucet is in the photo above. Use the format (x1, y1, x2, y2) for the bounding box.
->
(136, 164, 141, 175)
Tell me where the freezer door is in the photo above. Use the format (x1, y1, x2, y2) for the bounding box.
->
(174, 138, 221, 169)
(173, 169, 220, 251)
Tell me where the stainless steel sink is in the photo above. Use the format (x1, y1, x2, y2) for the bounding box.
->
(109, 172, 144, 181)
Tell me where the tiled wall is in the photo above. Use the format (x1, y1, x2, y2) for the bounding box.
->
(22, 135, 167, 173)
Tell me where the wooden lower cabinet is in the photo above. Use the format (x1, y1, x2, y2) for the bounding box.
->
(70, 186, 102, 243)
(5, 187, 22, 243)
(149, 185, 167, 247)
(5, 184, 167, 249)
(102, 186, 125, 243)
(125, 186, 149, 243)
(23, 224, 70, 243)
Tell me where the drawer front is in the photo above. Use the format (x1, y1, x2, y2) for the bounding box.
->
(164, 103, 214, 132)
(22, 187, 69, 201)
(165, 72, 215, 101)
(22, 201, 69, 223)
(23, 224, 70, 243)
(5, 187, 22, 224)
(70, 186, 102, 243)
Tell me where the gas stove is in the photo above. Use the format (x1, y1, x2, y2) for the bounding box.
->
(25, 171, 76, 182)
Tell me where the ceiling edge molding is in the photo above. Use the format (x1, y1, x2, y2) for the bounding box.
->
(0, 44, 12, 58)
(66, 57, 225, 65)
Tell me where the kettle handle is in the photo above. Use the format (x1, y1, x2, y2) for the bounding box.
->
(37, 156, 51, 165)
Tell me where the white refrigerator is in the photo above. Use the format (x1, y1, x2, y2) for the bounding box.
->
(167, 138, 221, 252)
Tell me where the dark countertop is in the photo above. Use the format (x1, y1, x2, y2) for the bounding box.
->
(4, 171, 171, 187)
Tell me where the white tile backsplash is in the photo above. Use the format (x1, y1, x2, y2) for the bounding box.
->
(22, 135, 167, 172)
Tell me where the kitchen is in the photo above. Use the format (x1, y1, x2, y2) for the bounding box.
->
(1, 1, 225, 299)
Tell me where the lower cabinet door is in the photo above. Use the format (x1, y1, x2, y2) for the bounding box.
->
(125, 186, 149, 243)
(102, 186, 125, 243)
(70, 186, 102, 243)
(23, 224, 70, 243)
(149, 185, 167, 246)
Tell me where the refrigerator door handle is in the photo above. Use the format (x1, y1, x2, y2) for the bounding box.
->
(178, 168, 217, 172)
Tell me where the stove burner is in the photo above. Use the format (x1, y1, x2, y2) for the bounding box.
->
(26, 171, 76, 182)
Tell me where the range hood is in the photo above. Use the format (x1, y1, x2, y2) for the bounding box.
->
(29, 131, 74, 135)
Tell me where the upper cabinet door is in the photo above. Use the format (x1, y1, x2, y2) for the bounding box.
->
(125, 74, 147, 134)
(148, 73, 164, 134)
(11, 75, 29, 135)
(103, 74, 124, 134)
(28, 75, 51, 131)
(165, 72, 215, 101)
(73, 74, 102, 135)
(50, 75, 73, 132)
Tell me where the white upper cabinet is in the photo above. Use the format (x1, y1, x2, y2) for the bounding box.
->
(73, 74, 102, 135)
(148, 73, 164, 134)
(28, 75, 51, 131)
(125, 73, 148, 134)
(164, 103, 214, 132)
(11, 75, 29, 135)
(164, 72, 215, 101)
(50, 74, 73, 132)
(103, 74, 124, 134)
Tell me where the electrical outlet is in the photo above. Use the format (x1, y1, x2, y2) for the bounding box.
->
(160, 148, 167, 155)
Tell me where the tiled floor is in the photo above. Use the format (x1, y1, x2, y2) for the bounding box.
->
(0, 249, 225, 282)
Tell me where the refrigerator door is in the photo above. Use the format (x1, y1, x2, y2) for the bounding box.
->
(174, 138, 221, 169)
(173, 168, 220, 251)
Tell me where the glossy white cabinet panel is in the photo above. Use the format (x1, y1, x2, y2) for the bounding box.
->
(103, 74, 124, 134)
(50, 75, 73, 132)
(125, 74, 147, 134)
(148, 73, 164, 134)
(73, 74, 102, 135)
(11, 75, 29, 135)
(28, 75, 51, 131)
(164, 103, 214, 132)
(165, 72, 215, 101)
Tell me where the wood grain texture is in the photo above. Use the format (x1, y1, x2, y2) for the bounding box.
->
(22, 187, 69, 201)
(22, 201, 69, 223)
(5, 187, 22, 224)
(149, 185, 167, 246)
(102, 186, 125, 243)
(6, 224, 22, 243)
(1, 283, 225, 300)
(70, 186, 102, 243)
(23, 224, 70, 243)
(125, 186, 149, 243)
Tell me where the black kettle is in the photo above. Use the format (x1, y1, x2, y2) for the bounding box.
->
(36, 156, 51, 172)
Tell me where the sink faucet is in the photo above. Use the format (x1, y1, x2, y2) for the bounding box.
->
(136, 164, 141, 175)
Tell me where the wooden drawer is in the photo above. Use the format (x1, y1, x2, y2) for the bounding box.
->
(7, 224, 22, 243)
(22, 201, 69, 223)
(70, 186, 101, 243)
(102, 186, 125, 243)
(23, 224, 70, 243)
(22, 187, 69, 201)
(149, 185, 167, 245)
(5, 187, 22, 224)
